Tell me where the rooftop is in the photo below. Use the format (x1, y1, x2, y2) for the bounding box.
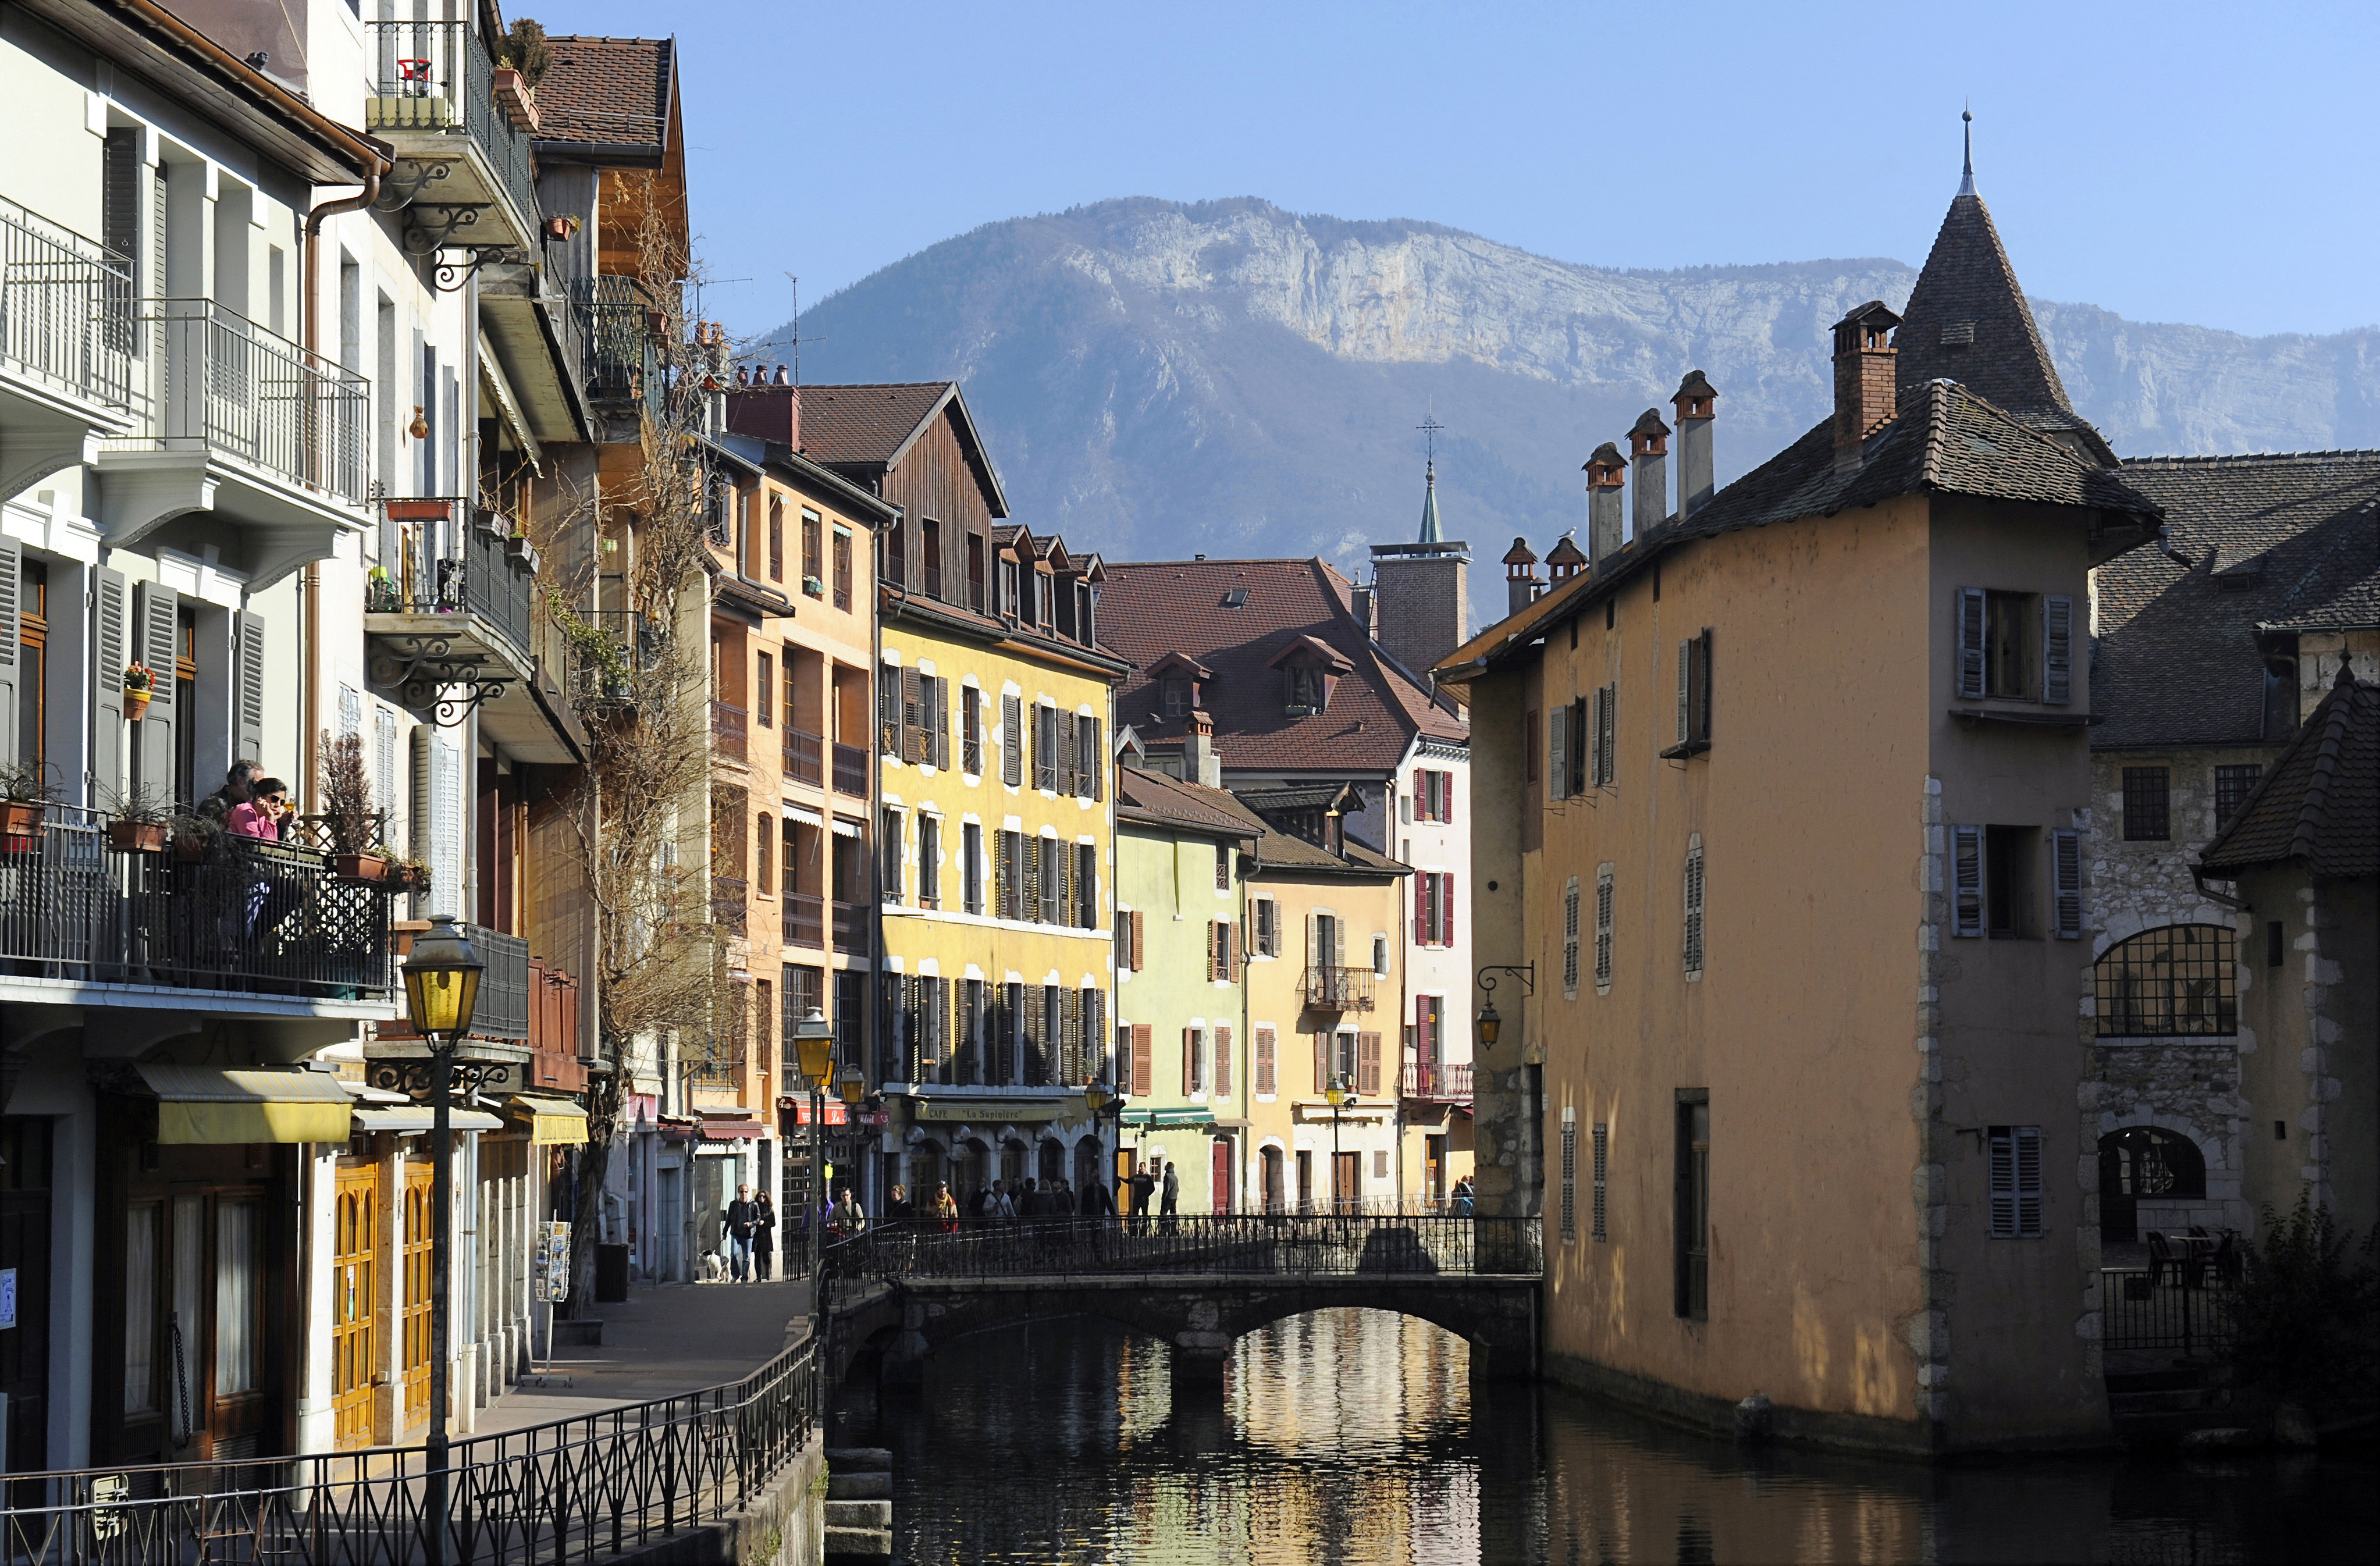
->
(535, 36, 674, 155)
(2200, 670, 2378, 880)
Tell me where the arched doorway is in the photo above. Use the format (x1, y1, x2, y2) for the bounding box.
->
(1038, 1137, 1065, 1188)
(949, 1137, 988, 1211)
(1261, 1145, 1286, 1213)
(1072, 1136, 1104, 1199)
(2098, 1127, 2206, 1241)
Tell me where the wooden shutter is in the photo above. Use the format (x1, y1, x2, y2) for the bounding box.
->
(1444, 769, 1454, 823)
(1312, 1031, 1329, 1092)
(934, 678, 951, 769)
(93, 567, 128, 802)
(1030, 703, 1043, 790)
(1086, 990, 1106, 1081)
(1547, 703, 1567, 801)
(1676, 639, 1691, 745)
(994, 829, 1011, 919)
(1357, 1031, 1381, 1095)
(1442, 873, 1456, 951)
(1079, 843, 1098, 929)
(1683, 846, 1705, 974)
(2042, 595, 2073, 706)
(2016, 1126, 2043, 1237)
(1182, 1027, 1197, 1095)
(0, 537, 19, 763)
(1090, 716, 1104, 801)
(901, 665, 924, 763)
(1020, 832, 1040, 921)
(1413, 874, 1428, 947)
(2051, 828, 2082, 939)
(1130, 1023, 1153, 1097)
(133, 579, 178, 801)
(1214, 1023, 1232, 1098)
(1599, 685, 1616, 787)
(1951, 825, 1984, 938)
(1058, 839, 1074, 926)
(1584, 691, 1603, 789)
(1059, 709, 1077, 795)
(1130, 909, 1145, 970)
(1990, 1128, 2016, 1237)
(236, 610, 268, 766)
(1205, 920, 1221, 982)
(1956, 588, 1987, 699)
(879, 663, 902, 756)
(1227, 920, 1241, 983)
(1041, 838, 1061, 924)
(1002, 693, 1022, 785)
(1695, 629, 1712, 743)
(1255, 1027, 1275, 1096)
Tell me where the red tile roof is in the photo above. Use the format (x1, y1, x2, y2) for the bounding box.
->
(794, 383, 958, 469)
(535, 36, 673, 152)
(1100, 557, 1467, 775)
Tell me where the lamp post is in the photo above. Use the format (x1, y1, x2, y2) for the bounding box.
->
(792, 1008, 835, 1270)
(1324, 1073, 1356, 1215)
(396, 914, 485, 1566)
(1082, 1079, 1127, 1240)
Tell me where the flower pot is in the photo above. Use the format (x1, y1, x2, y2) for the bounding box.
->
(385, 499, 451, 522)
(490, 67, 539, 132)
(124, 689, 152, 721)
(334, 852, 391, 884)
(106, 820, 170, 855)
(0, 800, 45, 839)
(392, 919, 432, 957)
(173, 836, 207, 863)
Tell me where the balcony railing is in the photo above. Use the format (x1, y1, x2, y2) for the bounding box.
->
(1, 195, 133, 411)
(0, 805, 392, 999)
(375, 921, 526, 1041)
(368, 501, 537, 657)
(365, 19, 541, 241)
(712, 875, 748, 934)
(711, 702, 748, 762)
(784, 891, 823, 949)
(833, 899, 867, 956)
(783, 727, 823, 787)
(1401, 1060, 1472, 1101)
(567, 607, 666, 705)
(572, 274, 662, 415)
(119, 301, 367, 503)
(1303, 964, 1376, 1013)
(832, 743, 867, 796)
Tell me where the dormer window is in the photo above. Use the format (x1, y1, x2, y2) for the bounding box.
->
(1001, 560, 1021, 622)
(1286, 666, 1326, 713)
(1037, 570, 1055, 633)
(1164, 679, 1192, 717)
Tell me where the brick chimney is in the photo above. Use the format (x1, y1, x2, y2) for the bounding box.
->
(1502, 537, 1541, 617)
(1629, 409, 1670, 538)
(1183, 708, 1222, 788)
(727, 365, 801, 447)
(1831, 302, 1901, 474)
(1671, 371, 1717, 515)
(1584, 442, 1625, 568)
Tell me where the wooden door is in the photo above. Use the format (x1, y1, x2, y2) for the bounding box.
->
(330, 1165, 379, 1449)
(1425, 1136, 1446, 1204)
(1296, 1151, 1312, 1212)
(1209, 1140, 1232, 1215)
(401, 1162, 433, 1432)
(1332, 1152, 1360, 1213)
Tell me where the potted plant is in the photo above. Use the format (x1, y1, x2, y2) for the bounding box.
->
(0, 759, 52, 845)
(102, 784, 174, 854)
(396, 857, 433, 895)
(169, 810, 222, 863)
(491, 18, 550, 132)
(123, 661, 156, 722)
(319, 729, 390, 883)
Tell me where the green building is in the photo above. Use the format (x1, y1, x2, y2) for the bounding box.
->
(1112, 763, 1264, 1212)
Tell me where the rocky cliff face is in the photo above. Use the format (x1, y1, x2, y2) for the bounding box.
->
(767, 197, 2376, 618)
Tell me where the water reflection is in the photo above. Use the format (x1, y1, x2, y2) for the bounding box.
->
(846, 1308, 2377, 1565)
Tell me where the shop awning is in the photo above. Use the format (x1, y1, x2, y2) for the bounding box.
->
(352, 1106, 506, 1133)
(1120, 1106, 1215, 1128)
(139, 1065, 354, 1145)
(699, 1120, 767, 1141)
(510, 1095, 590, 1145)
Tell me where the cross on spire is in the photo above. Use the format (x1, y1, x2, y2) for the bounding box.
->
(1415, 409, 1445, 544)
(1959, 105, 1976, 198)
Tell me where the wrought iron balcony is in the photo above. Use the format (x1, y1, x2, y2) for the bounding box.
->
(573, 274, 663, 414)
(1302, 964, 1376, 1013)
(0, 805, 392, 1002)
(783, 727, 824, 787)
(1, 195, 133, 417)
(368, 501, 537, 658)
(1401, 1060, 1472, 1101)
(832, 742, 867, 796)
(365, 19, 542, 251)
(373, 922, 528, 1042)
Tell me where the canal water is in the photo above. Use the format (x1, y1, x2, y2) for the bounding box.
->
(841, 1307, 2375, 1565)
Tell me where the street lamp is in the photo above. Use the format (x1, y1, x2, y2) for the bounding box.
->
(1082, 1079, 1127, 1226)
(1475, 998, 1500, 1047)
(399, 914, 483, 1566)
(792, 1008, 835, 1271)
(1324, 1073, 1356, 1215)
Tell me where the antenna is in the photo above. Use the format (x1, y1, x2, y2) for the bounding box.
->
(779, 272, 828, 386)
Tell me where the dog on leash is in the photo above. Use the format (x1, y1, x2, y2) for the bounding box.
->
(699, 1250, 725, 1283)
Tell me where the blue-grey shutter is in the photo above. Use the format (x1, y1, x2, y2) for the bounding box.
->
(94, 568, 128, 806)
(2051, 828, 2082, 939)
(1002, 693, 1022, 786)
(1988, 1128, 2016, 1237)
(2041, 594, 2073, 706)
(1599, 684, 1616, 787)
(2016, 1127, 2043, 1237)
(1676, 639, 1691, 746)
(1951, 825, 1983, 937)
(1547, 702, 1567, 801)
(1956, 588, 1987, 700)
(0, 537, 20, 774)
(236, 611, 267, 766)
(133, 580, 178, 803)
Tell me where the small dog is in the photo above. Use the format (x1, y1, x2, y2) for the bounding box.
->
(699, 1250, 725, 1283)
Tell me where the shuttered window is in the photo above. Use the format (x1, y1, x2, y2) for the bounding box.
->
(1559, 1112, 1577, 1245)
(1593, 866, 1614, 990)
(1547, 703, 1568, 802)
(1356, 1031, 1381, 1095)
(1951, 824, 1984, 937)
(1956, 586, 1988, 699)
(1254, 1027, 1276, 1096)
(877, 661, 902, 757)
(1597, 685, 1615, 787)
(1591, 1122, 1609, 1242)
(1253, 898, 1278, 956)
(1077, 842, 1099, 928)
(1682, 836, 1705, 978)
(1038, 837, 1061, 924)
(1183, 1027, 1203, 1096)
(1670, 631, 1712, 752)
(2041, 595, 2073, 705)
(1988, 1126, 2044, 1238)
(1562, 879, 1581, 995)
(2051, 828, 2082, 939)
(1002, 693, 1022, 786)
(1214, 1023, 1232, 1098)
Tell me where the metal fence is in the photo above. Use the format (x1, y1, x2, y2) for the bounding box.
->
(824, 1214, 1543, 1282)
(1401, 1061, 1472, 1100)
(370, 504, 538, 659)
(2100, 1269, 2236, 1355)
(124, 301, 368, 503)
(1, 195, 133, 410)
(781, 728, 823, 788)
(571, 275, 660, 415)
(0, 1335, 818, 1566)
(0, 805, 393, 999)
(1303, 964, 1376, 1012)
(364, 19, 542, 241)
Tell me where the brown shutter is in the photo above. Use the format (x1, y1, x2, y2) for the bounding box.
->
(1182, 1028, 1196, 1095)
(1314, 1032, 1328, 1093)
(1357, 1031, 1382, 1096)
(1131, 909, 1145, 971)
(1031, 703, 1043, 789)
(1091, 716, 1105, 801)
(1255, 1027, 1275, 1097)
(1131, 1024, 1153, 1097)
(1227, 921, 1241, 983)
(1022, 834, 1040, 921)
(1060, 709, 1077, 795)
(934, 677, 950, 770)
(1214, 1024, 1232, 1098)
(902, 665, 924, 762)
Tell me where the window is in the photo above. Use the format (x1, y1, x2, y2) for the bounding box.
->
(1164, 678, 1191, 717)
(2267, 919, 2284, 969)
(1286, 665, 1326, 712)
(1001, 560, 1020, 621)
(1675, 1095, 1709, 1319)
(755, 813, 774, 894)
(1414, 871, 1456, 948)
(963, 822, 984, 914)
(1547, 703, 1568, 799)
(1254, 1027, 1277, 1095)
(1414, 995, 1442, 1066)
(1988, 1126, 2044, 1238)
(1002, 693, 1023, 786)
(1252, 897, 1279, 956)
(1591, 1122, 1609, 1241)
(767, 498, 784, 581)
(1075, 713, 1102, 799)
(921, 518, 944, 600)
(13, 556, 47, 775)
(1955, 588, 2070, 703)
(755, 652, 773, 728)
(1668, 630, 1713, 754)
(1983, 825, 2037, 939)
(1682, 836, 1705, 978)
(832, 526, 852, 611)
(1560, 1111, 1577, 1245)
(997, 830, 1023, 919)
(887, 517, 908, 590)
(1034, 703, 1059, 791)
(918, 814, 941, 910)
(2096, 924, 2236, 1037)
(2123, 767, 2171, 840)
(961, 686, 983, 775)
(1038, 835, 1062, 924)
(1412, 769, 1454, 822)
(1183, 1026, 1207, 1095)
(1562, 878, 1581, 995)
(1077, 842, 1100, 930)
(2214, 763, 2262, 830)
(1593, 866, 1614, 991)
(1372, 933, 1390, 977)
(968, 533, 987, 613)
(880, 807, 903, 905)
(801, 510, 823, 593)
(753, 978, 774, 1074)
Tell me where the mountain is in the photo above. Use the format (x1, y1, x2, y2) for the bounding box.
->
(756, 197, 2379, 625)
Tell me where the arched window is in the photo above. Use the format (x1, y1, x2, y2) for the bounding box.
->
(2094, 924, 2236, 1037)
(2097, 1127, 2208, 1241)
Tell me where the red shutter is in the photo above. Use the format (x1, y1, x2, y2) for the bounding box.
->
(1131, 1024, 1153, 1097)
(1214, 1024, 1232, 1097)
(1414, 874, 1426, 946)
(1443, 873, 1456, 949)
(1357, 1031, 1382, 1096)
(1444, 770, 1454, 824)
(1183, 1028, 1196, 1095)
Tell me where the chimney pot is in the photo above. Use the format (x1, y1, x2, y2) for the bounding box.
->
(1830, 301, 1902, 474)
(1584, 442, 1626, 570)
(773, 364, 791, 386)
(1630, 409, 1671, 538)
(1672, 371, 1719, 516)
(1503, 537, 1541, 618)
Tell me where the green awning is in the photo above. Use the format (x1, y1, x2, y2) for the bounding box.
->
(1120, 1106, 1215, 1128)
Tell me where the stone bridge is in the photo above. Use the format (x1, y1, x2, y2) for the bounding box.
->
(817, 1215, 1543, 1407)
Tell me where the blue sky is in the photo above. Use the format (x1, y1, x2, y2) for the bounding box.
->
(550, 0, 2377, 342)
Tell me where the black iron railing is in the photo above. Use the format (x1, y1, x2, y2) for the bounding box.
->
(472, 925, 530, 1040)
(365, 19, 541, 240)
(782, 728, 823, 788)
(2100, 1268, 2236, 1355)
(784, 892, 823, 950)
(1, 195, 133, 410)
(831, 744, 866, 798)
(1303, 964, 1376, 1012)
(571, 275, 661, 416)
(0, 1335, 817, 1566)
(369, 502, 538, 659)
(825, 1214, 1542, 1281)
(0, 805, 392, 999)
(118, 300, 368, 503)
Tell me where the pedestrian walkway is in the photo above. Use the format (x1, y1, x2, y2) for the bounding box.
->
(474, 1275, 814, 1438)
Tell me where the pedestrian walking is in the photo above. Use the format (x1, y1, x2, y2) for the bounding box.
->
(1159, 1160, 1180, 1232)
(932, 1181, 959, 1232)
(1452, 1176, 1475, 1217)
(885, 1184, 914, 1228)
(751, 1190, 777, 1280)
(725, 1183, 760, 1282)
(827, 1185, 867, 1241)
(1129, 1165, 1156, 1234)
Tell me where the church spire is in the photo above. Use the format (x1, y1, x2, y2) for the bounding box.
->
(1958, 106, 1976, 197)
(1416, 410, 1445, 544)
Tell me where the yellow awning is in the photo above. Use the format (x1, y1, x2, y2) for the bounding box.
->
(140, 1065, 354, 1145)
(510, 1094, 589, 1145)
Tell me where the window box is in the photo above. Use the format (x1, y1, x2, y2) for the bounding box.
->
(105, 820, 169, 855)
(334, 852, 392, 885)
